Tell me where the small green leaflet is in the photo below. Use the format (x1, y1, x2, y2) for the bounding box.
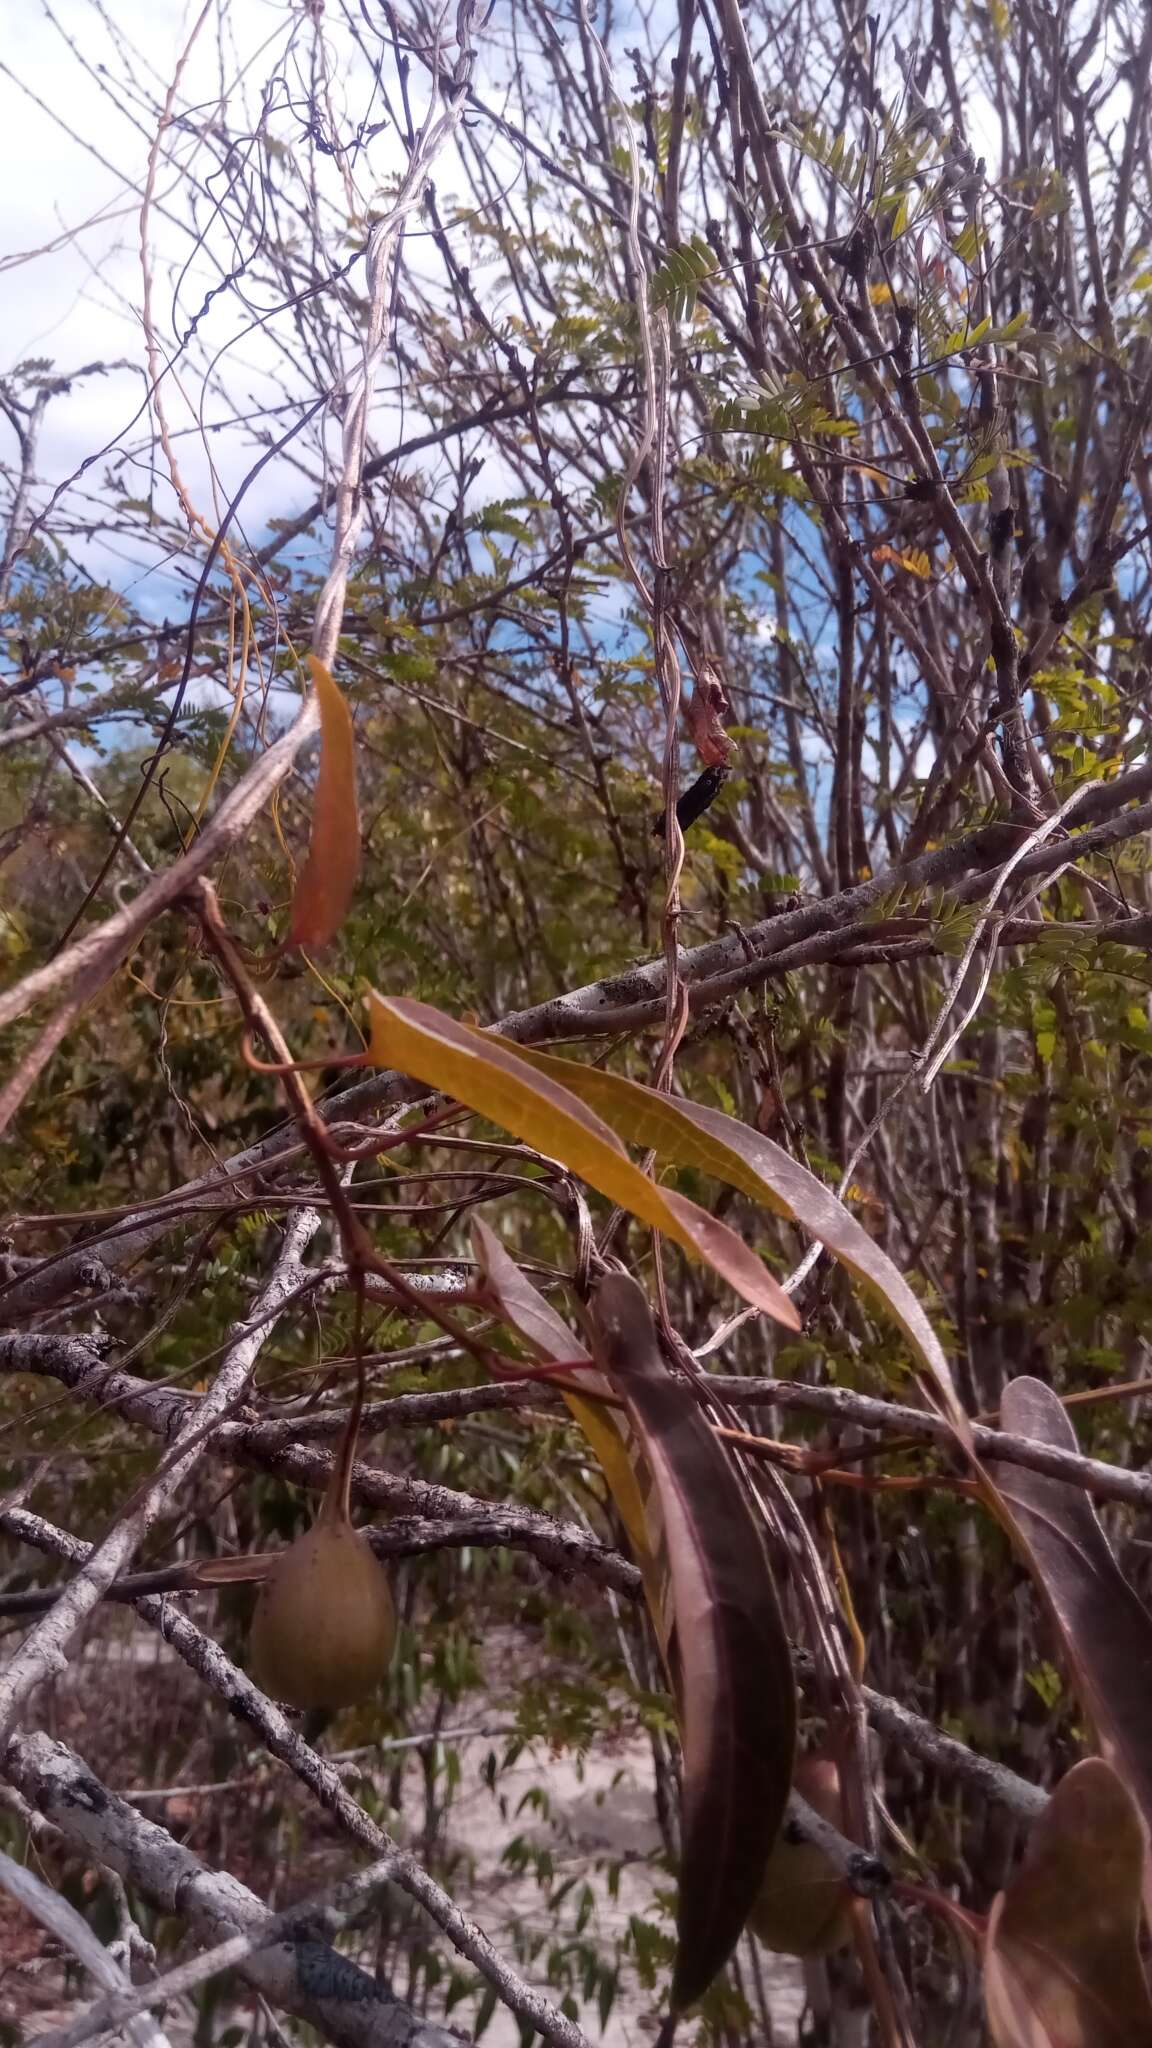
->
(651, 237, 717, 323)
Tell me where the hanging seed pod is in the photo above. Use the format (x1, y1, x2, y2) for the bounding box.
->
(249, 1327, 395, 1710)
(248, 1515, 396, 1709)
(748, 1755, 854, 1959)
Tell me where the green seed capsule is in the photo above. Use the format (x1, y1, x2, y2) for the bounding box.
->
(748, 1757, 854, 1959)
(248, 1518, 396, 1710)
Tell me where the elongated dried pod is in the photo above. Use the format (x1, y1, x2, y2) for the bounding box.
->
(249, 1345, 395, 1710)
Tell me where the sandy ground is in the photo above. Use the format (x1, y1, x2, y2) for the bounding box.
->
(0, 1627, 809, 2045)
(442, 1729, 808, 2045)
(1, 1725, 808, 2048)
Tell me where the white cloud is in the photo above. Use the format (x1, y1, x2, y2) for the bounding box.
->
(1, 1, 479, 610)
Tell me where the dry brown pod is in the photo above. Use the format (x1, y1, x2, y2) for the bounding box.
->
(747, 1754, 854, 1959)
(248, 1341, 395, 1710)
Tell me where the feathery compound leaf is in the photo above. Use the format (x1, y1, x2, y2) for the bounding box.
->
(288, 655, 361, 949)
(591, 1272, 796, 2013)
(497, 1042, 966, 1434)
(364, 996, 800, 1326)
(651, 237, 717, 322)
(987, 1379, 1152, 1845)
(984, 1759, 1152, 2048)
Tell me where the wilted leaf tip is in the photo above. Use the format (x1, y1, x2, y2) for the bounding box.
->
(287, 653, 362, 949)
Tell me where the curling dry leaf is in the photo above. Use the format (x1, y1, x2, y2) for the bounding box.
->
(500, 1040, 966, 1434)
(288, 654, 361, 949)
(985, 1758, 1152, 2048)
(591, 1271, 796, 2014)
(988, 1378, 1152, 1844)
(365, 995, 800, 1325)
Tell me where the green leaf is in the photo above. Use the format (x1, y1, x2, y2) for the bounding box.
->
(810, 413, 859, 437)
(941, 313, 992, 356)
(651, 237, 717, 322)
(951, 221, 986, 265)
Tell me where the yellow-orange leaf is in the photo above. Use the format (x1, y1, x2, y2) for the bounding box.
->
(288, 655, 361, 949)
(365, 993, 800, 1327)
(470, 1217, 673, 1643)
(871, 543, 933, 580)
(851, 463, 891, 493)
(498, 1038, 966, 1433)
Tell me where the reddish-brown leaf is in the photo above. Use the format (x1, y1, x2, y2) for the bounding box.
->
(985, 1758, 1152, 2048)
(288, 654, 361, 948)
(591, 1272, 795, 2013)
(470, 1216, 591, 1368)
(988, 1378, 1152, 1844)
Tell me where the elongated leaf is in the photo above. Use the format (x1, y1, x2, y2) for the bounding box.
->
(564, 1385, 663, 1589)
(985, 1759, 1152, 2048)
(366, 995, 800, 1327)
(470, 1218, 673, 1641)
(499, 1039, 965, 1433)
(470, 1216, 592, 1368)
(192, 1553, 276, 1584)
(288, 655, 361, 948)
(988, 1378, 1152, 1843)
(591, 1272, 796, 2012)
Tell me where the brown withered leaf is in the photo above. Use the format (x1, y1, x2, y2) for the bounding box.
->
(470, 1215, 592, 1369)
(591, 1271, 796, 2013)
(288, 655, 361, 948)
(684, 662, 733, 767)
(989, 1378, 1152, 1843)
(189, 1553, 276, 1586)
(985, 1758, 1152, 2048)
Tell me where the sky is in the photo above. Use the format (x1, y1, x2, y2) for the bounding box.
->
(1, 0, 642, 768)
(0, 2, 433, 763)
(3, 6, 260, 515)
(1, 0, 659, 756)
(2, 0, 1062, 790)
(0, 0, 469, 614)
